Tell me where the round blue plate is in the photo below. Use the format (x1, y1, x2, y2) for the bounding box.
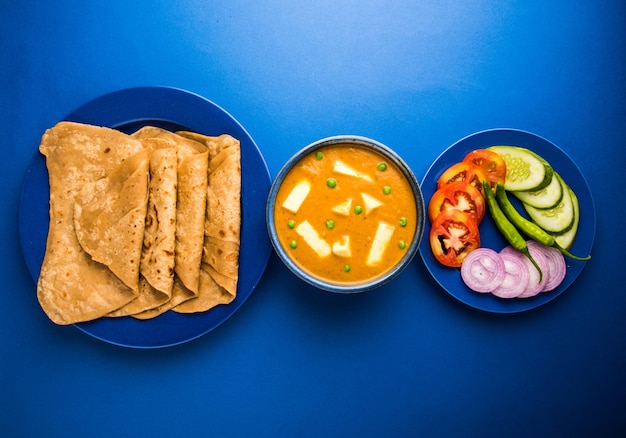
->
(419, 129, 596, 313)
(19, 86, 272, 347)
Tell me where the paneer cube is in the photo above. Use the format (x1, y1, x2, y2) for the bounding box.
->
(295, 220, 331, 257)
(332, 235, 352, 257)
(333, 160, 372, 181)
(282, 179, 311, 213)
(366, 222, 395, 266)
(331, 198, 353, 216)
(360, 192, 383, 216)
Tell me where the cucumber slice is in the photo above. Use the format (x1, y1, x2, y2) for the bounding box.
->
(512, 171, 563, 209)
(487, 145, 553, 192)
(550, 187, 580, 250)
(523, 174, 574, 233)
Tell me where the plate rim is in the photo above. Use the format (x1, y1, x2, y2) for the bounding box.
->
(18, 86, 272, 348)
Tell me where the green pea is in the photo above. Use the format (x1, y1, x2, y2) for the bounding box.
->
(343, 264, 351, 272)
(325, 219, 335, 229)
(315, 151, 324, 160)
(398, 240, 407, 250)
(354, 205, 363, 215)
(326, 178, 337, 188)
(383, 185, 391, 195)
(399, 217, 407, 227)
(287, 220, 296, 229)
(377, 162, 387, 171)
(289, 240, 298, 249)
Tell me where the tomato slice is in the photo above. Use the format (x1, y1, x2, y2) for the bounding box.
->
(463, 149, 506, 188)
(429, 210, 480, 267)
(428, 181, 486, 224)
(436, 161, 487, 193)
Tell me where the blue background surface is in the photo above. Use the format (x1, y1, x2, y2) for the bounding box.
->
(1, 1, 625, 436)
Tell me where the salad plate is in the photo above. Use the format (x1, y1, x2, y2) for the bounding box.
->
(419, 129, 595, 313)
(19, 86, 272, 347)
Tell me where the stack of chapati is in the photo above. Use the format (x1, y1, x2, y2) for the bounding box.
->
(37, 121, 241, 325)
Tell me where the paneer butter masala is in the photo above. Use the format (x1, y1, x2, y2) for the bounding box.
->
(274, 144, 417, 284)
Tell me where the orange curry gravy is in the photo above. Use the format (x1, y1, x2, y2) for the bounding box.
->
(274, 144, 418, 285)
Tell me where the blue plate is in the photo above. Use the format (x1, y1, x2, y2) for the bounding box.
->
(19, 87, 272, 347)
(419, 129, 595, 313)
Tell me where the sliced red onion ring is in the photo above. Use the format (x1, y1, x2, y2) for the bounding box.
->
(505, 244, 547, 298)
(491, 251, 530, 299)
(461, 248, 506, 293)
(527, 240, 566, 292)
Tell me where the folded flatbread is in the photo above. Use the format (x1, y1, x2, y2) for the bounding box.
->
(174, 133, 241, 313)
(73, 148, 151, 293)
(37, 122, 146, 324)
(108, 138, 178, 317)
(130, 128, 209, 319)
(37, 122, 242, 324)
(139, 139, 178, 293)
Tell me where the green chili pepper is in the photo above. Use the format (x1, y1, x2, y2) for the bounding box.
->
(483, 179, 543, 281)
(495, 183, 590, 261)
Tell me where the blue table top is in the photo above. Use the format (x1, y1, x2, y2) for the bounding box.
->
(2, 1, 625, 436)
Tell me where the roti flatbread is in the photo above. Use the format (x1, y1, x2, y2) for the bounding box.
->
(37, 122, 242, 324)
(37, 122, 146, 324)
(130, 277, 195, 320)
(130, 128, 209, 318)
(108, 138, 178, 317)
(139, 140, 178, 293)
(131, 127, 208, 295)
(174, 133, 241, 313)
(74, 148, 151, 293)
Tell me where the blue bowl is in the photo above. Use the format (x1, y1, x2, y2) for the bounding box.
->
(266, 135, 425, 293)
